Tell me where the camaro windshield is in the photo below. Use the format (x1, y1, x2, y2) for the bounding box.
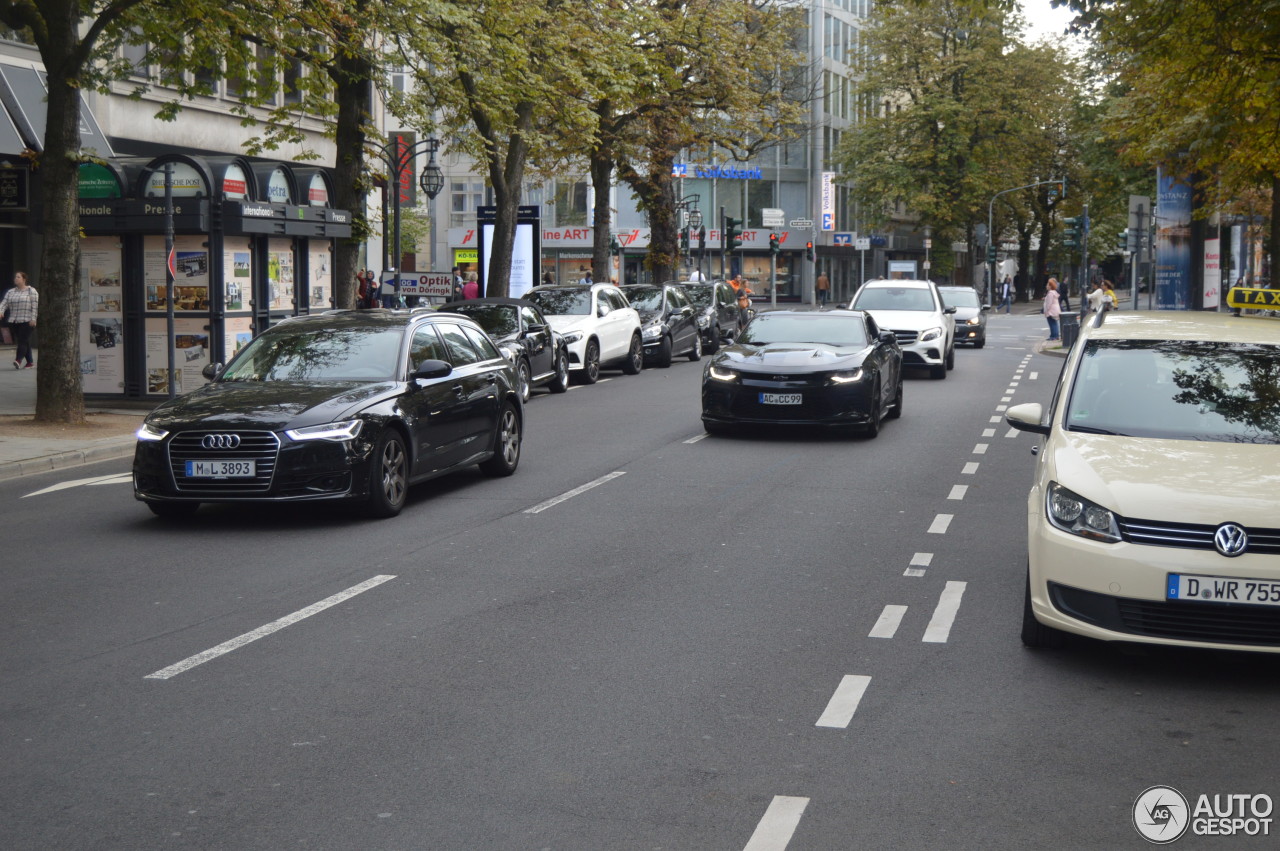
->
(1065, 339, 1280, 443)
(853, 287, 936, 312)
(221, 325, 402, 382)
(739, 314, 868, 348)
(526, 289, 591, 316)
(451, 305, 519, 337)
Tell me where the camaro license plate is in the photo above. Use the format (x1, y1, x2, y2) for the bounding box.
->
(760, 393, 802, 405)
(1167, 573, 1280, 606)
(185, 459, 255, 478)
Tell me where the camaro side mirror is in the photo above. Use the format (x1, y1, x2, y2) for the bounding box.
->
(413, 359, 453, 380)
(202, 362, 222, 381)
(1005, 402, 1050, 436)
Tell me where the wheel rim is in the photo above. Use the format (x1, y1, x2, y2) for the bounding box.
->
(380, 438, 407, 506)
(557, 354, 568, 384)
(630, 338, 643, 370)
(586, 344, 600, 381)
(693, 335, 702, 356)
(498, 409, 520, 465)
(518, 361, 531, 402)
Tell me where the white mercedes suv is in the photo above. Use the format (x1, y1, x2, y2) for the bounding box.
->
(525, 283, 643, 384)
(849, 279, 956, 378)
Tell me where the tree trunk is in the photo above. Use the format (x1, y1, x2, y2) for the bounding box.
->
(590, 146, 614, 284)
(331, 31, 372, 311)
(34, 26, 86, 423)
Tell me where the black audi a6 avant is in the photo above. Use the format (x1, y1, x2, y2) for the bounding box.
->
(133, 310, 523, 519)
(701, 309, 903, 436)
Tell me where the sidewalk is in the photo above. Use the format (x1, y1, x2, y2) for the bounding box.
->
(0, 345, 150, 481)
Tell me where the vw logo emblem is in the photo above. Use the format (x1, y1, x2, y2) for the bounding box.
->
(1214, 523, 1249, 557)
(201, 433, 241, 450)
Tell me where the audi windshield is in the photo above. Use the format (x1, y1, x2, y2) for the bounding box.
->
(220, 324, 404, 382)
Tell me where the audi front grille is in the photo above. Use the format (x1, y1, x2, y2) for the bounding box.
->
(167, 430, 281, 493)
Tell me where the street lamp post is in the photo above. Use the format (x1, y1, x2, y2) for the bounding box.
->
(370, 135, 444, 305)
(987, 177, 1065, 304)
(923, 225, 932, 280)
(675, 194, 701, 278)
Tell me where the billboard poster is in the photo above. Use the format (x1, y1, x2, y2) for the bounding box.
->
(79, 236, 125, 393)
(481, 222, 536, 298)
(1155, 169, 1192, 309)
(144, 235, 209, 311)
(309, 242, 332, 309)
(1203, 237, 1221, 309)
(268, 238, 295, 311)
(223, 237, 251, 311)
(820, 172, 835, 231)
(145, 317, 210, 395)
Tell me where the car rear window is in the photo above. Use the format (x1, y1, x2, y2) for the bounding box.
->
(853, 287, 936, 312)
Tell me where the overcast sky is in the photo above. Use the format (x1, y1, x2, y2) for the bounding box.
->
(1019, 0, 1079, 43)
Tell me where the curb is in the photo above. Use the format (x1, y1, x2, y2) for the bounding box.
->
(0, 438, 135, 481)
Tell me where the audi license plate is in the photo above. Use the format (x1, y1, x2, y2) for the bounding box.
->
(185, 459, 255, 478)
(1167, 573, 1280, 607)
(760, 393, 802, 405)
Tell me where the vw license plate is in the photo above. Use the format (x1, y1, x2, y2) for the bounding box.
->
(1168, 573, 1280, 606)
(185, 459, 255, 478)
(760, 393, 802, 405)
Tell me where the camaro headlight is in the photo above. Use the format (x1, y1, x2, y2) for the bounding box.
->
(136, 422, 169, 442)
(285, 419, 364, 442)
(642, 322, 666, 340)
(707, 365, 738, 382)
(919, 326, 943, 342)
(1046, 482, 1121, 543)
(828, 369, 864, 384)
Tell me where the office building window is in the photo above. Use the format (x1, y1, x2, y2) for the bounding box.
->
(554, 179, 589, 227)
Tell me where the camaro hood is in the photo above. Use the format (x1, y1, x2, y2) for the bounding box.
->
(1049, 433, 1280, 527)
(145, 380, 400, 432)
(858, 309, 942, 331)
(714, 342, 867, 373)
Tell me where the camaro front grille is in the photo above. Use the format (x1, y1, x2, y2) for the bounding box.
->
(1118, 518, 1280, 556)
(167, 430, 280, 493)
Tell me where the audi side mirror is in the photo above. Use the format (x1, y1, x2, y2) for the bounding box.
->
(413, 359, 453, 380)
(202, 362, 223, 381)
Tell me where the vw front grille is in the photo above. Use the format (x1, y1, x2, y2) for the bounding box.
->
(1118, 518, 1280, 556)
(168, 430, 280, 493)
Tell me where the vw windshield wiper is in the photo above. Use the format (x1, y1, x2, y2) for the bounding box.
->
(1068, 424, 1123, 435)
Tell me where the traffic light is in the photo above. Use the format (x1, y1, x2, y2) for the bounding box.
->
(805, 241, 815, 262)
(986, 244, 997, 263)
(1116, 229, 1129, 254)
(1062, 216, 1081, 249)
(698, 226, 706, 251)
(609, 234, 620, 254)
(680, 229, 690, 252)
(769, 233, 780, 255)
(725, 216, 744, 250)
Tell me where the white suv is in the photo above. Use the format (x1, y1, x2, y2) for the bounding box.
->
(1007, 311, 1280, 653)
(849, 279, 956, 378)
(524, 284, 643, 384)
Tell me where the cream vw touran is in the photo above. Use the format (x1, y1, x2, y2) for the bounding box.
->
(1007, 311, 1280, 652)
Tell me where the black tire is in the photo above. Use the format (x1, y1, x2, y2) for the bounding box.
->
(863, 380, 881, 438)
(577, 340, 601, 385)
(931, 363, 947, 380)
(479, 403, 521, 477)
(515, 357, 532, 403)
(622, 334, 643, 374)
(146, 500, 199, 519)
(365, 429, 409, 518)
(655, 334, 674, 368)
(888, 377, 903, 419)
(1021, 570, 1066, 649)
(688, 332, 702, 361)
(548, 350, 570, 393)
(704, 327, 720, 354)
(945, 345, 956, 371)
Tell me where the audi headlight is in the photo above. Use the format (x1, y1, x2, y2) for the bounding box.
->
(828, 369, 864, 384)
(707, 365, 738, 382)
(919, 326, 943, 342)
(642, 322, 665, 340)
(285, 419, 364, 442)
(136, 422, 169, 442)
(1046, 482, 1121, 543)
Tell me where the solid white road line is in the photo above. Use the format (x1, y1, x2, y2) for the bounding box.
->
(816, 675, 873, 728)
(973, 443, 989, 454)
(922, 581, 968, 643)
(928, 514, 953, 534)
(743, 796, 810, 851)
(947, 485, 968, 500)
(684, 433, 709, 444)
(868, 606, 907, 639)
(23, 472, 133, 499)
(962, 462, 979, 475)
(144, 575, 396, 680)
(524, 471, 627, 514)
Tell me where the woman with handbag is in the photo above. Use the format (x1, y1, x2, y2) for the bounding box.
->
(0, 270, 38, 368)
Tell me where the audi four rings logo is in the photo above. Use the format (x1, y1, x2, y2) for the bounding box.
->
(1214, 523, 1249, 557)
(201, 434, 241, 450)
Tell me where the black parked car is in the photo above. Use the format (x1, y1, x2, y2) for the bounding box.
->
(620, 283, 702, 367)
(701, 309, 903, 437)
(133, 310, 523, 520)
(439, 297, 570, 402)
(674, 280, 741, 353)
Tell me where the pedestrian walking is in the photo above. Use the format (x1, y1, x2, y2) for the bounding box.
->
(999, 276, 1014, 313)
(1102, 279, 1119, 310)
(1043, 278, 1062, 342)
(1086, 280, 1107, 315)
(1, 271, 38, 368)
(815, 272, 831, 307)
(688, 268, 706, 282)
(447, 266, 465, 303)
(462, 272, 479, 300)
(579, 269, 593, 286)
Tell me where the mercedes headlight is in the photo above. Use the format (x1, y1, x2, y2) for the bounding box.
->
(919, 326, 943, 342)
(562, 331, 583, 344)
(707, 365, 738, 382)
(285, 420, 364, 442)
(136, 422, 169, 442)
(1046, 482, 1121, 543)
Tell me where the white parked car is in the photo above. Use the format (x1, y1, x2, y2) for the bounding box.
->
(1007, 311, 1280, 653)
(848, 278, 956, 378)
(525, 284, 643, 384)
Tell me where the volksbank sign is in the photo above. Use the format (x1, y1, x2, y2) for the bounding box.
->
(672, 164, 763, 180)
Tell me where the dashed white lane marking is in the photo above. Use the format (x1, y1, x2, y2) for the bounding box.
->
(948, 485, 968, 500)
(23, 472, 133, 498)
(869, 606, 907, 639)
(816, 675, 873, 727)
(524, 471, 627, 514)
(1005, 428, 1019, 438)
(1030, 371, 1039, 380)
(928, 514, 953, 534)
(684, 433, 709, 444)
(905, 552, 932, 577)
(996, 405, 1008, 412)
(962, 462, 979, 475)
(145, 575, 396, 680)
(743, 796, 810, 851)
(982, 428, 995, 437)
(989, 415, 1001, 423)
(973, 443, 989, 454)
(1000, 396, 1012, 402)
(922, 581, 968, 643)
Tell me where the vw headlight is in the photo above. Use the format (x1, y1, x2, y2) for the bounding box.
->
(966, 317, 982, 325)
(643, 322, 666, 340)
(707, 365, 738, 382)
(919, 326, 943, 342)
(285, 419, 364, 442)
(828, 369, 864, 385)
(1046, 482, 1121, 543)
(136, 422, 169, 442)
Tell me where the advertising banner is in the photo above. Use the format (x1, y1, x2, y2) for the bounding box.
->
(79, 236, 124, 393)
(1203, 237, 1221, 309)
(820, 172, 835, 231)
(1155, 169, 1192, 309)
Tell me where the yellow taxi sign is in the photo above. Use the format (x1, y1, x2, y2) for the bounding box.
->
(1226, 286, 1280, 309)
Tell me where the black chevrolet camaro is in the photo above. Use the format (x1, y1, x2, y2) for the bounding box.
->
(133, 310, 523, 519)
(701, 309, 903, 436)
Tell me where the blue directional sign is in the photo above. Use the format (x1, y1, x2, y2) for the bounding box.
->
(832, 232, 853, 245)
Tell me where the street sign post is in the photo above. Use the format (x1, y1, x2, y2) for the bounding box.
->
(761, 208, 784, 228)
(789, 218, 813, 229)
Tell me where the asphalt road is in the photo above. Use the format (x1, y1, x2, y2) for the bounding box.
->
(3, 312, 1279, 850)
